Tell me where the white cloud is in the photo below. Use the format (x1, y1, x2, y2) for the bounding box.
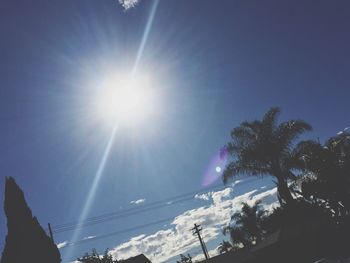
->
(57, 241, 68, 249)
(57, 236, 96, 250)
(194, 192, 213, 201)
(211, 188, 233, 204)
(110, 186, 278, 263)
(195, 181, 242, 202)
(131, 198, 146, 205)
(82, 235, 96, 240)
(118, 0, 141, 10)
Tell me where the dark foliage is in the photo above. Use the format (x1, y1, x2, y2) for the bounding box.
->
(77, 248, 118, 263)
(223, 201, 266, 248)
(217, 240, 233, 254)
(176, 254, 192, 263)
(296, 131, 350, 220)
(76, 250, 152, 263)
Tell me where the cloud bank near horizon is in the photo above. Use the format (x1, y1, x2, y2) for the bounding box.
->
(109, 186, 279, 263)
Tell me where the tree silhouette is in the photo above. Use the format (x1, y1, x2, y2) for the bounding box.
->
(1, 177, 61, 263)
(223, 201, 266, 248)
(222, 107, 312, 205)
(77, 250, 152, 263)
(297, 131, 350, 219)
(77, 248, 118, 263)
(217, 240, 233, 254)
(176, 254, 192, 263)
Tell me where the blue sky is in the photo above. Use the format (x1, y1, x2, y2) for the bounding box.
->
(0, 0, 350, 262)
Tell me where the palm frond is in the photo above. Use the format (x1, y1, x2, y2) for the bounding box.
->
(275, 120, 312, 151)
(262, 107, 280, 131)
(222, 160, 270, 184)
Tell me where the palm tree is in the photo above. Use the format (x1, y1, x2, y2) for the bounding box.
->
(223, 201, 266, 248)
(217, 240, 233, 254)
(222, 107, 312, 205)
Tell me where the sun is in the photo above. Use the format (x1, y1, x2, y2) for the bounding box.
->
(95, 72, 156, 127)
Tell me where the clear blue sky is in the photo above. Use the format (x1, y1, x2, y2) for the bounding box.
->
(0, 0, 349, 262)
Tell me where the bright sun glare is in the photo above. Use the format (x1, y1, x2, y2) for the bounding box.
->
(95, 72, 156, 126)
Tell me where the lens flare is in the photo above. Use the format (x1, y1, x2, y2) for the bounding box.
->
(202, 148, 228, 187)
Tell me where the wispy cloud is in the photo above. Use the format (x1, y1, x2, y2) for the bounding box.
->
(130, 198, 146, 205)
(110, 186, 278, 262)
(57, 241, 68, 249)
(82, 235, 96, 240)
(118, 0, 141, 10)
(57, 235, 96, 250)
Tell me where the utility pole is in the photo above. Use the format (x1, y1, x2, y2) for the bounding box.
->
(48, 223, 55, 243)
(191, 223, 209, 260)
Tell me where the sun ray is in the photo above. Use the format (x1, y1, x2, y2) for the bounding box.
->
(62, 1, 161, 261)
(62, 124, 117, 261)
(133, 0, 160, 74)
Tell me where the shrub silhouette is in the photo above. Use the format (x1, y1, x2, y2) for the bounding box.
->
(77, 248, 118, 263)
(176, 254, 192, 263)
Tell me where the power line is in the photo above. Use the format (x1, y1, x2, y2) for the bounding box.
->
(60, 216, 175, 249)
(54, 194, 197, 233)
(52, 183, 225, 233)
(53, 183, 225, 230)
(51, 178, 258, 234)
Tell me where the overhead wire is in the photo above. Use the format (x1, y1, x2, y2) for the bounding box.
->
(58, 178, 262, 247)
(51, 178, 259, 234)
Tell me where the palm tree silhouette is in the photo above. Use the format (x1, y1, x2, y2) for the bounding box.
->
(222, 107, 312, 205)
(223, 201, 266, 248)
